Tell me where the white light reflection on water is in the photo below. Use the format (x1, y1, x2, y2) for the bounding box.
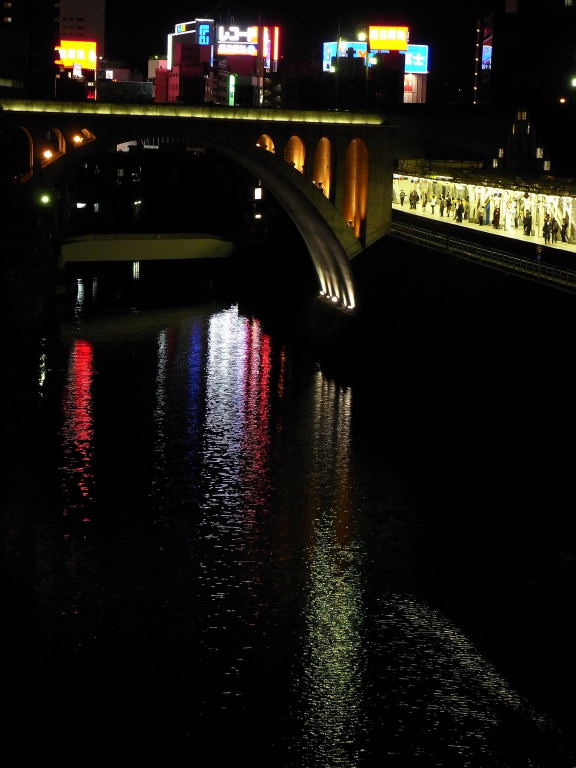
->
(151, 327, 169, 505)
(196, 305, 275, 712)
(202, 305, 248, 518)
(38, 336, 47, 395)
(366, 591, 561, 767)
(74, 278, 85, 321)
(296, 374, 368, 768)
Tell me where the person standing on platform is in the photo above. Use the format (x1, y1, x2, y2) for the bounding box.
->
(446, 196, 452, 217)
(439, 196, 445, 216)
(543, 214, 551, 244)
(400, 189, 405, 206)
(551, 218, 559, 243)
(430, 194, 437, 214)
(456, 200, 464, 222)
(561, 215, 569, 242)
(524, 210, 533, 236)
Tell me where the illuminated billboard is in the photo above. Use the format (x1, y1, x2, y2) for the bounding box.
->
(482, 38, 493, 70)
(218, 24, 258, 55)
(168, 19, 279, 70)
(404, 44, 429, 74)
(174, 19, 213, 44)
(168, 19, 215, 68)
(322, 41, 369, 71)
(216, 25, 280, 68)
(55, 40, 97, 69)
(368, 26, 409, 51)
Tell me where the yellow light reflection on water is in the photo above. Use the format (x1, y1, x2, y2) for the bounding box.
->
(298, 373, 367, 766)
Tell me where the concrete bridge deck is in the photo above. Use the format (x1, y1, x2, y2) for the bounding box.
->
(61, 233, 234, 263)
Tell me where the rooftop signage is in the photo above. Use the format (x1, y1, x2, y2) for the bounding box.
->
(55, 40, 97, 69)
(368, 26, 409, 51)
(404, 44, 429, 74)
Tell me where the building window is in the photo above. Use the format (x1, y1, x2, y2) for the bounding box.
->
(536, 147, 544, 158)
(498, 148, 504, 157)
(517, 110, 527, 120)
(543, 160, 551, 171)
(492, 158, 498, 168)
(3, 15, 11, 21)
(565, 0, 573, 7)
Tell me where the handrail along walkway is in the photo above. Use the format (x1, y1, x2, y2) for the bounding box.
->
(390, 220, 576, 293)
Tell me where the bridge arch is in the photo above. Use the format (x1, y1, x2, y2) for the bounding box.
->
(40, 127, 66, 167)
(313, 137, 332, 199)
(0, 101, 394, 311)
(11, 126, 35, 182)
(256, 133, 275, 153)
(343, 138, 368, 239)
(219, 139, 360, 310)
(283, 135, 305, 174)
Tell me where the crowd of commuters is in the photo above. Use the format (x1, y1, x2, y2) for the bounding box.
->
(395, 178, 574, 247)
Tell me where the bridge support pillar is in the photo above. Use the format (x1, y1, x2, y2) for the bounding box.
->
(365, 128, 393, 247)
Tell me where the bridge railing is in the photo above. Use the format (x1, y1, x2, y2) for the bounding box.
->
(390, 220, 576, 292)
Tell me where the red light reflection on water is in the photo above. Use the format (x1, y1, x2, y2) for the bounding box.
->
(241, 318, 273, 518)
(61, 338, 95, 516)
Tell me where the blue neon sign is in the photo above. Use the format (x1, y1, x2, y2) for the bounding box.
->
(198, 23, 211, 45)
(404, 44, 429, 74)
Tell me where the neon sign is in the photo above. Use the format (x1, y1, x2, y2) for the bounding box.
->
(482, 39, 492, 70)
(228, 74, 236, 106)
(368, 26, 409, 51)
(55, 40, 97, 69)
(322, 41, 370, 71)
(218, 25, 259, 44)
(216, 25, 280, 66)
(404, 44, 429, 74)
(198, 23, 211, 45)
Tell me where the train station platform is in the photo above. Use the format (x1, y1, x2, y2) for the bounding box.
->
(391, 201, 576, 258)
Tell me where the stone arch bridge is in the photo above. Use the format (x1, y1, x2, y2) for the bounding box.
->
(0, 99, 393, 312)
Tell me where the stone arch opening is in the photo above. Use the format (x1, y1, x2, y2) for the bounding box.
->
(343, 138, 368, 239)
(39, 127, 66, 168)
(283, 135, 305, 174)
(312, 137, 332, 199)
(256, 134, 275, 153)
(13, 127, 35, 181)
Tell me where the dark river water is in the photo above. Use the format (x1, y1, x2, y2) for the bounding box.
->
(3, 241, 576, 764)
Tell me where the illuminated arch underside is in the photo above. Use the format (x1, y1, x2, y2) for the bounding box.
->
(208, 140, 360, 310)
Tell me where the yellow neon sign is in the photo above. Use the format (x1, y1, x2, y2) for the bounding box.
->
(55, 40, 97, 69)
(368, 26, 409, 51)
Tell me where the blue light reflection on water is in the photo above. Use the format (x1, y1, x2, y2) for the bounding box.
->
(28, 298, 575, 763)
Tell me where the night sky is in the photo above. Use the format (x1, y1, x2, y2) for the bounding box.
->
(106, 1, 481, 98)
